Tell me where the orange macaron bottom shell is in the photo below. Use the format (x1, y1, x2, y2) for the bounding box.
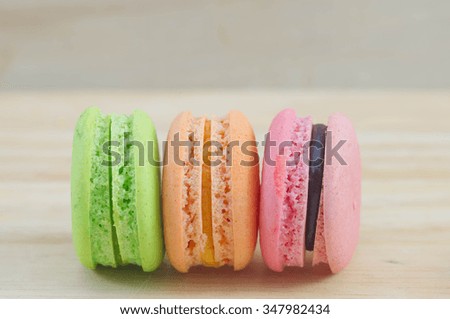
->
(163, 111, 259, 273)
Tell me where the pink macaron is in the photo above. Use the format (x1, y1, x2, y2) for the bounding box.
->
(260, 109, 361, 273)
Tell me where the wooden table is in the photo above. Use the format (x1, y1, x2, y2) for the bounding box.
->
(1, 90, 449, 298)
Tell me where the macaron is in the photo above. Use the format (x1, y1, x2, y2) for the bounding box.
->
(71, 107, 164, 272)
(163, 111, 259, 272)
(260, 109, 361, 273)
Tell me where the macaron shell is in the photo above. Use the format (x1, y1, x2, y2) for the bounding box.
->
(163, 112, 192, 273)
(260, 109, 297, 272)
(228, 110, 260, 270)
(71, 108, 97, 269)
(323, 113, 361, 273)
(312, 194, 328, 266)
(111, 114, 137, 265)
(132, 110, 164, 272)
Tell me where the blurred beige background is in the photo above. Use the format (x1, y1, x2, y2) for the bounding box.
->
(0, 0, 449, 90)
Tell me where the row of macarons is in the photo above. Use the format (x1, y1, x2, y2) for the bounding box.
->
(72, 107, 361, 274)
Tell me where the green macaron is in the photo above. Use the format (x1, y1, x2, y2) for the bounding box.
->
(71, 107, 164, 272)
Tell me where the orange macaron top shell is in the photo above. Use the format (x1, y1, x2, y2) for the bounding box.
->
(163, 111, 259, 273)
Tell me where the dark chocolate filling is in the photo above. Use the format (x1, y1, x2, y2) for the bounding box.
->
(305, 124, 327, 251)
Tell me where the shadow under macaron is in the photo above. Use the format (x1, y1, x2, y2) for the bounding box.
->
(91, 254, 333, 298)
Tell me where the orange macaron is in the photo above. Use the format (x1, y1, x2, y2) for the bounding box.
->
(163, 111, 259, 272)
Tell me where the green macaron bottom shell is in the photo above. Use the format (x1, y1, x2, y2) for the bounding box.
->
(71, 107, 163, 272)
(132, 110, 164, 272)
(111, 114, 141, 265)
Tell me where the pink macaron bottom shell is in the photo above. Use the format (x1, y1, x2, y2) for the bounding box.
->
(312, 193, 328, 266)
(322, 113, 361, 273)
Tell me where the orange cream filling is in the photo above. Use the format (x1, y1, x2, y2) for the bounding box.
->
(201, 120, 219, 266)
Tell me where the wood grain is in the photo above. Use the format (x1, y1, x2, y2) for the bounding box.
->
(0, 90, 449, 298)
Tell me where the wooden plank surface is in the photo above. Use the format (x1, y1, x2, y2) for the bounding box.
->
(1, 90, 449, 298)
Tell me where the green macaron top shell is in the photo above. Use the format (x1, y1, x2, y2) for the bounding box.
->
(72, 108, 96, 269)
(72, 107, 118, 269)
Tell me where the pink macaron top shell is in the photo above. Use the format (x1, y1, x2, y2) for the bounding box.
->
(260, 109, 295, 271)
(322, 113, 361, 273)
(260, 109, 312, 272)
